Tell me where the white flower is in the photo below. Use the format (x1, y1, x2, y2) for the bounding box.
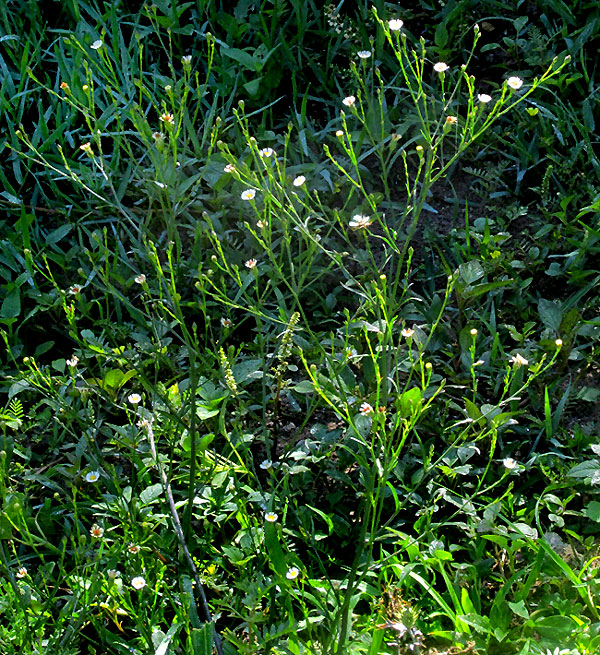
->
(388, 19, 404, 31)
(245, 258, 257, 269)
(434, 62, 449, 73)
(66, 355, 79, 367)
(160, 112, 174, 125)
(154, 181, 166, 188)
(286, 567, 300, 580)
(342, 95, 356, 107)
(135, 274, 146, 284)
(503, 457, 518, 470)
(555, 338, 563, 347)
(16, 567, 27, 579)
(478, 93, 492, 104)
(293, 175, 306, 187)
(510, 353, 528, 367)
(349, 214, 373, 230)
(507, 76, 523, 90)
(265, 511, 278, 523)
(241, 189, 256, 201)
(401, 328, 414, 338)
(127, 544, 141, 554)
(445, 115, 458, 125)
(68, 284, 82, 295)
(85, 471, 100, 483)
(90, 524, 104, 538)
(470, 328, 478, 336)
(359, 402, 373, 415)
(182, 55, 192, 65)
(260, 459, 273, 470)
(258, 147, 274, 158)
(90, 40, 103, 50)
(131, 576, 146, 590)
(223, 164, 235, 173)
(357, 50, 371, 59)
(107, 569, 120, 579)
(221, 317, 232, 328)
(256, 220, 266, 229)
(79, 142, 92, 153)
(128, 393, 142, 405)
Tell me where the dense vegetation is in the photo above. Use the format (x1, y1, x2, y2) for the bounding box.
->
(1, 1, 600, 653)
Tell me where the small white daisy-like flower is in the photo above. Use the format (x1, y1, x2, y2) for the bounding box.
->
(107, 569, 120, 579)
(445, 115, 458, 125)
(152, 131, 162, 140)
(241, 189, 256, 201)
(507, 76, 523, 90)
(503, 457, 518, 470)
(68, 284, 82, 295)
(137, 417, 153, 430)
(478, 93, 492, 104)
(223, 164, 235, 173)
(256, 220, 266, 229)
(286, 566, 300, 580)
(245, 258, 257, 269)
(470, 328, 478, 336)
(131, 576, 146, 590)
(357, 50, 372, 59)
(335, 129, 344, 137)
(85, 471, 100, 483)
(388, 19, 404, 31)
(293, 175, 306, 187)
(90, 40, 103, 50)
(555, 338, 563, 347)
(342, 95, 356, 107)
(401, 328, 414, 338)
(359, 402, 373, 415)
(182, 55, 192, 66)
(66, 355, 79, 367)
(90, 524, 104, 539)
(127, 544, 141, 554)
(79, 142, 93, 153)
(349, 214, 373, 230)
(221, 317, 232, 328)
(434, 62, 449, 73)
(128, 393, 142, 405)
(135, 274, 146, 284)
(260, 459, 273, 470)
(16, 567, 27, 579)
(265, 511, 278, 523)
(159, 112, 174, 125)
(258, 147, 274, 158)
(510, 353, 528, 367)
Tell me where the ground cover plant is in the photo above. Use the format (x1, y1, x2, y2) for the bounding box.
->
(2, 1, 600, 654)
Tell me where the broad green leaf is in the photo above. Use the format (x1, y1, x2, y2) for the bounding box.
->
(1, 288, 20, 318)
(140, 484, 163, 505)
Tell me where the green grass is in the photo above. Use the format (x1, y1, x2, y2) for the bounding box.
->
(2, 1, 600, 654)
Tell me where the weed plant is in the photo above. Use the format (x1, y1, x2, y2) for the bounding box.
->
(2, 2, 600, 655)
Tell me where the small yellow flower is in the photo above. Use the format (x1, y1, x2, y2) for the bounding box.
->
(60, 81, 70, 91)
